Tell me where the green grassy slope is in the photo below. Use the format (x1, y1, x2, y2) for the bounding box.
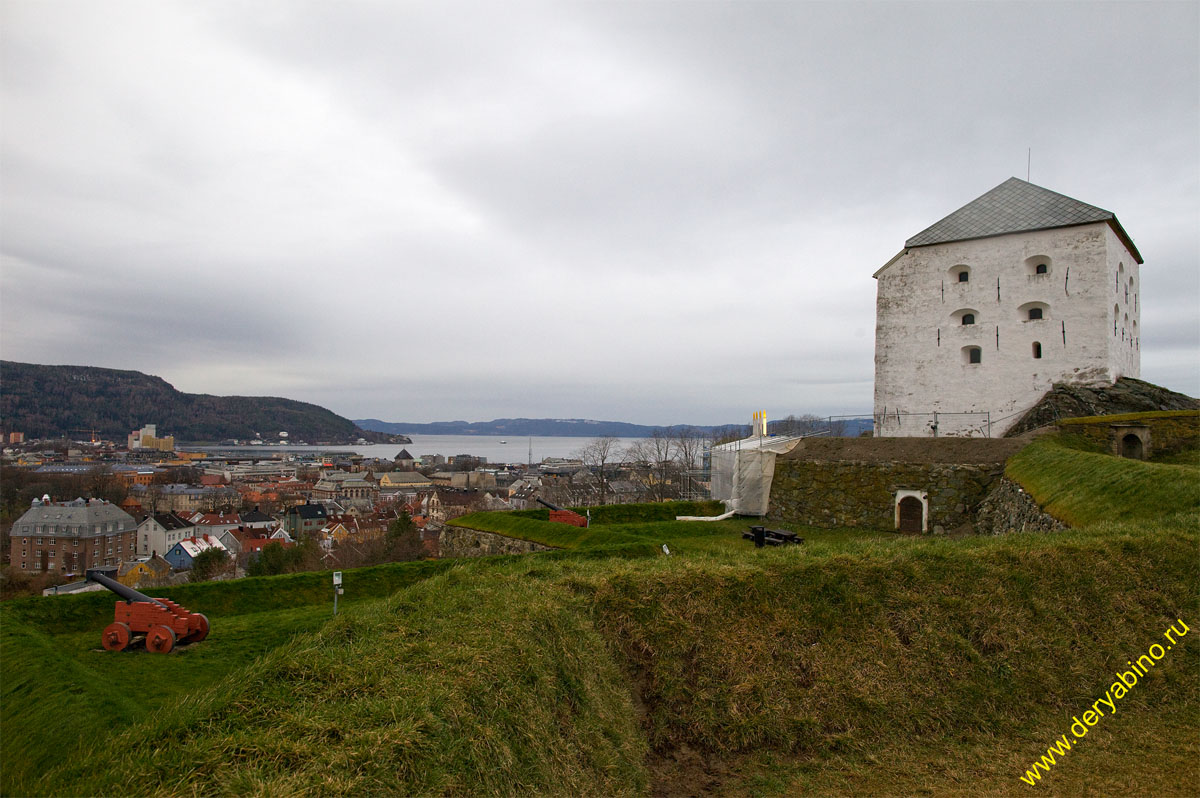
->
(0, 558, 458, 795)
(44, 565, 650, 796)
(5, 439, 1198, 796)
(450, 500, 727, 550)
(1006, 435, 1200, 526)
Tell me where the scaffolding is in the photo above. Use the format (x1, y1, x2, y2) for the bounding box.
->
(709, 433, 807, 515)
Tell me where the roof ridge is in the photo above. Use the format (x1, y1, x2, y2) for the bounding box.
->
(905, 177, 1118, 249)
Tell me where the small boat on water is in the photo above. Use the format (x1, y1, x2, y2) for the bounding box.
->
(500, 440, 508, 444)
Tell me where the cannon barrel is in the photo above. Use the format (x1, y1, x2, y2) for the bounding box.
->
(536, 497, 565, 512)
(86, 569, 167, 607)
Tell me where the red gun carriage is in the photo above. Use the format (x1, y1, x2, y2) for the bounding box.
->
(86, 570, 209, 653)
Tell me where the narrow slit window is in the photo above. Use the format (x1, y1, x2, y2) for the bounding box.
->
(1032, 342, 1042, 359)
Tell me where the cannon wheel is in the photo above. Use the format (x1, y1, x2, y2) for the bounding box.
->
(184, 613, 209, 644)
(102, 622, 132, 651)
(146, 625, 176, 654)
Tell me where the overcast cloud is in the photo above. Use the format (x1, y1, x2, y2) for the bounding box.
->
(2, 1, 1197, 425)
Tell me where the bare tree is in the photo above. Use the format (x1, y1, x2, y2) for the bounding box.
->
(627, 430, 677, 502)
(673, 426, 709, 500)
(673, 426, 706, 470)
(142, 484, 164, 513)
(711, 425, 748, 446)
(86, 466, 127, 504)
(573, 436, 622, 505)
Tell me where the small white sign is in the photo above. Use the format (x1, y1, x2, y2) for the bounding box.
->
(332, 571, 342, 586)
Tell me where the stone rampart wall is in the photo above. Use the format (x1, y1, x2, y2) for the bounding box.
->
(1057, 410, 1199, 457)
(769, 459, 1003, 533)
(438, 527, 553, 558)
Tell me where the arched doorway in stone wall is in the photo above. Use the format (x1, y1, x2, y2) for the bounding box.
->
(892, 489, 926, 532)
(898, 497, 924, 532)
(1121, 433, 1144, 460)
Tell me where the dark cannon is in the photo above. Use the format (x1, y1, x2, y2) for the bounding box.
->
(536, 497, 564, 511)
(86, 569, 209, 653)
(743, 526, 804, 548)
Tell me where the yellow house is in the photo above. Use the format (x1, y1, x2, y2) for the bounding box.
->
(117, 555, 171, 590)
(324, 522, 353, 545)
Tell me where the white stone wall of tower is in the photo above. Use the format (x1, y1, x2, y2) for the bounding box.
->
(873, 222, 1141, 437)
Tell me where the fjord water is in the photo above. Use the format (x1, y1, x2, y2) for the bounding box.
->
(201, 435, 648, 464)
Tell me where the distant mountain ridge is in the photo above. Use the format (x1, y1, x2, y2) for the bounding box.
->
(0, 361, 393, 444)
(354, 417, 693, 437)
(355, 416, 875, 438)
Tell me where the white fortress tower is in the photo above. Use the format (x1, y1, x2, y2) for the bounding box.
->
(873, 178, 1142, 437)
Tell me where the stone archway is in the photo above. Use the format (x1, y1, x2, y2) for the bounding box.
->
(894, 490, 928, 533)
(897, 497, 924, 532)
(1110, 424, 1151, 460)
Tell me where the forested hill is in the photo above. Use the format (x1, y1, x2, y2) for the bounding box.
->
(0, 361, 389, 444)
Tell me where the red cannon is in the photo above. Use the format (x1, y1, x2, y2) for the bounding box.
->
(86, 569, 209, 653)
(536, 497, 589, 527)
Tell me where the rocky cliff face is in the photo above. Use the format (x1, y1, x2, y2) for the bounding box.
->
(1005, 378, 1199, 437)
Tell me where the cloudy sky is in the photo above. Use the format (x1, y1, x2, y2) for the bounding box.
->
(2, 1, 1197, 426)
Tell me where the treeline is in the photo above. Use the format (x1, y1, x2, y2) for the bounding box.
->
(0, 361, 384, 443)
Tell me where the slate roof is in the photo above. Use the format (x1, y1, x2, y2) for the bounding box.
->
(150, 512, 193, 530)
(14, 499, 137, 536)
(904, 178, 1142, 263)
(287, 503, 328, 520)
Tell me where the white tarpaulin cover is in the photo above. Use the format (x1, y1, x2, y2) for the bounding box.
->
(709, 435, 803, 515)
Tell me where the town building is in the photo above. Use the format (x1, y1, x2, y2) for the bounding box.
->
(873, 178, 1142, 437)
(283, 502, 329, 538)
(131, 483, 238, 513)
(8, 497, 138, 574)
(311, 470, 378, 509)
(393, 449, 416, 470)
(128, 424, 175, 452)
(117, 555, 172, 590)
(164, 534, 228, 571)
(378, 471, 433, 493)
(137, 512, 196, 557)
